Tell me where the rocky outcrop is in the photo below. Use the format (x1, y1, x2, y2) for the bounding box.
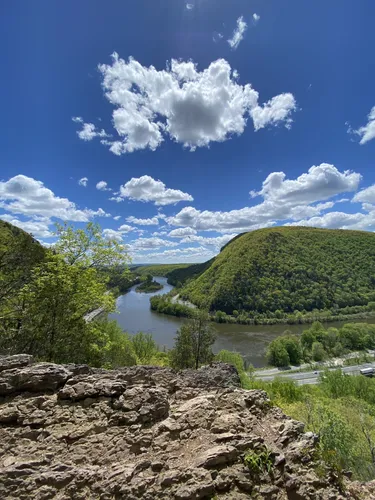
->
(0, 355, 370, 499)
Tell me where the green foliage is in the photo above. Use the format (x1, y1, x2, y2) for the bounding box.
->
(267, 321, 375, 367)
(88, 319, 138, 368)
(136, 280, 163, 293)
(176, 227, 375, 317)
(0, 220, 46, 335)
(131, 332, 158, 363)
(54, 221, 130, 270)
(131, 264, 190, 278)
(243, 371, 375, 480)
(266, 335, 302, 367)
(312, 341, 327, 361)
(214, 350, 245, 373)
(169, 310, 216, 370)
(243, 447, 274, 475)
(150, 295, 192, 317)
(0, 254, 116, 363)
(166, 260, 214, 287)
(0, 220, 134, 368)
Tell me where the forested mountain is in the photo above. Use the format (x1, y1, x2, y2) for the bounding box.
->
(0, 220, 46, 313)
(177, 227, 375, 315)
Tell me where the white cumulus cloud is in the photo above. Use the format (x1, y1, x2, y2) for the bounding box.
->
(130, 237, 179, 250)
(253, 13, 260, 23)
(353, 184, 375, 204)
(168, 227, 197, 238)
(167, 164, 362, 233)
(78, 177, 88, 187)
(120, 176, 193, 206)
(96, 180, 111, 191)
(118, 224, 136, 233)
(76, 55, 296, 154)
(73, 121, 109, 141)
(132, 246, 215, 264)
(228, 16, 248, 50)
(181, 234, 237, 249)
(126, 216, 159, 225)
(350, 106, 375, 145)
(0, 175, 111, 222)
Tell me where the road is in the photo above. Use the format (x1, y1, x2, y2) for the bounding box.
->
(254, 362, 375, 386)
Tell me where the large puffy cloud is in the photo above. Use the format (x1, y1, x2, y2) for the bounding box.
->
(120, 176, 193, 206)
(0, 175, 111, 221)
(353, 184, 375, 204)
(254, 164, 361, 204)
(350, 106, 375, 145)
(228, 16, 247, 50)
(286, 210, 375, 231)
(167, 164, 362, 233)
(76, 55, 296, 154)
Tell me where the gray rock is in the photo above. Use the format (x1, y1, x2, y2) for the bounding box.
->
(0, 354, 33, 372)
(0, 363, 71, 395)
(58, 374, 126, 400)
(0, 356, 355, 499)
(195, 446, 239, 468)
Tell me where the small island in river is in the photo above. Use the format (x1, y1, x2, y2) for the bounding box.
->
(136, 274, 164, 293)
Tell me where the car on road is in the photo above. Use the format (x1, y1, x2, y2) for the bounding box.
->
(360, 367, 375, 377)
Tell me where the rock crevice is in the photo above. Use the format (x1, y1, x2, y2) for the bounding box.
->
(0, 355, 368, 499)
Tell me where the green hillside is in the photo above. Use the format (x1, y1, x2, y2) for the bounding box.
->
(178, 227, 375, 316)
(0, 220, 46, 301)
(131, 263, 190, 277)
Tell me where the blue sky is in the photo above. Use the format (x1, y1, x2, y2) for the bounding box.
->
(1, 0, 375, 263)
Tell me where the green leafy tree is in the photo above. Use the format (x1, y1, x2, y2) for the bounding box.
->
(54, 222, 130, 270)
(312, 341, 327, 362)
(1, 254, 116, 363)
(215, 350, 245, 373)
(266, 339, 290, 367)
(88, 319, 138, 368)
(131, 332, 158, 363)
(170, 310, 216, 369)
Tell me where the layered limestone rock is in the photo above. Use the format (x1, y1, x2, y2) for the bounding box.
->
(0, 355, 371, 499)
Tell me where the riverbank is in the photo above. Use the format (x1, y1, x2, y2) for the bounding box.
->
(150, 294, 375, 325)
(109, 277, 375, 368)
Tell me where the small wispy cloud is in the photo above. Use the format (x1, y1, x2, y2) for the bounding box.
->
(186, 3, 194, 10)
(228, 16, 247, 50)
(78, 177, 88, 187)
(252, 13, 260, 24)
(213, 31, 224, 43)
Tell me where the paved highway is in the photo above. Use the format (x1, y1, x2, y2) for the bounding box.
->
(254, 362, 375, 386)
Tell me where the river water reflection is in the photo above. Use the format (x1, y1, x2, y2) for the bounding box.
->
(109, 277, 375, 368)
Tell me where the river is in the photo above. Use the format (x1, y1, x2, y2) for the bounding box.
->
(109, 277, 375, 368)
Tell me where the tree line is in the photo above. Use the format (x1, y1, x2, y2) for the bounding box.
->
(266, 321, 375, 367)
